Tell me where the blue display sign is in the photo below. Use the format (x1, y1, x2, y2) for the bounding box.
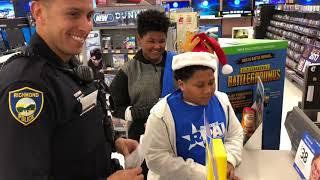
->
(218, 39, 288, 149)
(93, 9, 147, 27)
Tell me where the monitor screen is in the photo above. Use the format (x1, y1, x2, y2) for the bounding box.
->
(162, 1, 190, 11)
(192, 0, 220, 17)
(232, 27, 254, 39)
(198, 24, 222, 38)
(296, 0, 320, 5)
(222, 0, 252, 16)
(13, 0, 31, 17)
(0, 0, 14, 18)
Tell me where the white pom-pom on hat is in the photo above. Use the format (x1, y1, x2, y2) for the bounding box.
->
(221, 64, 233, 75)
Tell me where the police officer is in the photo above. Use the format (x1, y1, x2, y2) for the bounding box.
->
(0, 0, 143, 179)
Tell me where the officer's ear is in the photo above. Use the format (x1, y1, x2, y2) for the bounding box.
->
(31, 1, 47, 25)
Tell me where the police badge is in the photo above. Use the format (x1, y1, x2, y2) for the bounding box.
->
(8, 87, 44, 126)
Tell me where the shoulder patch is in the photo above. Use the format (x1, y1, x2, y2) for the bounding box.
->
(8, 87, 44, 126)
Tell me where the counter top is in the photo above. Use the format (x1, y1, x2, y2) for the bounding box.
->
(236, 150, 300, 180)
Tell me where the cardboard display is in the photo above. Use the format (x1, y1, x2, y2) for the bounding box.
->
(218, 38, 288, 149)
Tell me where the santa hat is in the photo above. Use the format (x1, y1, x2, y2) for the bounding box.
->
(173, 33, 233, 75)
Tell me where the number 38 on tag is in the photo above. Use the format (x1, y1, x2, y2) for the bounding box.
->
(293, 133, 320, 180)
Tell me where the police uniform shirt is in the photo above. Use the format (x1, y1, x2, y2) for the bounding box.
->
(0, 33, 112, 180)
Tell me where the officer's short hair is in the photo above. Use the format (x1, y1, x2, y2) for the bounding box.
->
(137, 9, 170, 37)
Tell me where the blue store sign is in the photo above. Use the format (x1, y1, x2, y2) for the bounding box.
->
(93, 9, 147, 27)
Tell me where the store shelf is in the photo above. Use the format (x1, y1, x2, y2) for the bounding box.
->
(286, 57, 304, 76)
(288, 41, 304, 54)
(291, 74, 304, 88)
(286, 57, 297, 68)
(291, 66, 304, 78)
(285, 69, 304, 90)
(270, 21, 320, 40)
(273, 16, 320, 31)
(266, 30, 311, 47)
(265, 9, 320, 90)
(270, 19, 319, 37)
(281, 9, 320, 15)
(266, 32, 283, 40)
(103, 49, 139, 54)
(266, 26, 284, 37)
(258, 6, 320, 89)
(287, 48, 301, 62)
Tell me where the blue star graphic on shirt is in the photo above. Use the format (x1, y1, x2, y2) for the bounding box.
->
(182, 123, 205, 150)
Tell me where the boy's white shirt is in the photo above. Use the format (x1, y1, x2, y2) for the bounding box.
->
(141, 91, 243, 180)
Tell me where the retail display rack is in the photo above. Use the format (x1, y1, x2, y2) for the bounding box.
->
(266, 4, 320, 89)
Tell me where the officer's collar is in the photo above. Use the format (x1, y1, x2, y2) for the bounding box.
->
(28, 33, 73, 68)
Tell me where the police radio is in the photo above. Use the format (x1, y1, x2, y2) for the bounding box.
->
(52, 56, 94, 83)
(57, 64, 94, 83)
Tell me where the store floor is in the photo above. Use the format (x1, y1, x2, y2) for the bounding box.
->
(280, 77, 302, 150)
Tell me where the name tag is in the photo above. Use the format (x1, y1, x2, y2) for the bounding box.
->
(79, 90, 98, 116)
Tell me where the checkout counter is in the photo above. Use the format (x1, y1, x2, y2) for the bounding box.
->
(235, 105, 319, 180)
(223, 56, 320, 179)
(236, 150, 300, 179)
(112, 148, 300, 179)
(232, 63, 320, 179)
(236, 104, 320, 180)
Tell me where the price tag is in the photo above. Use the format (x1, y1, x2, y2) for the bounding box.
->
(293, 133, 320, 180)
